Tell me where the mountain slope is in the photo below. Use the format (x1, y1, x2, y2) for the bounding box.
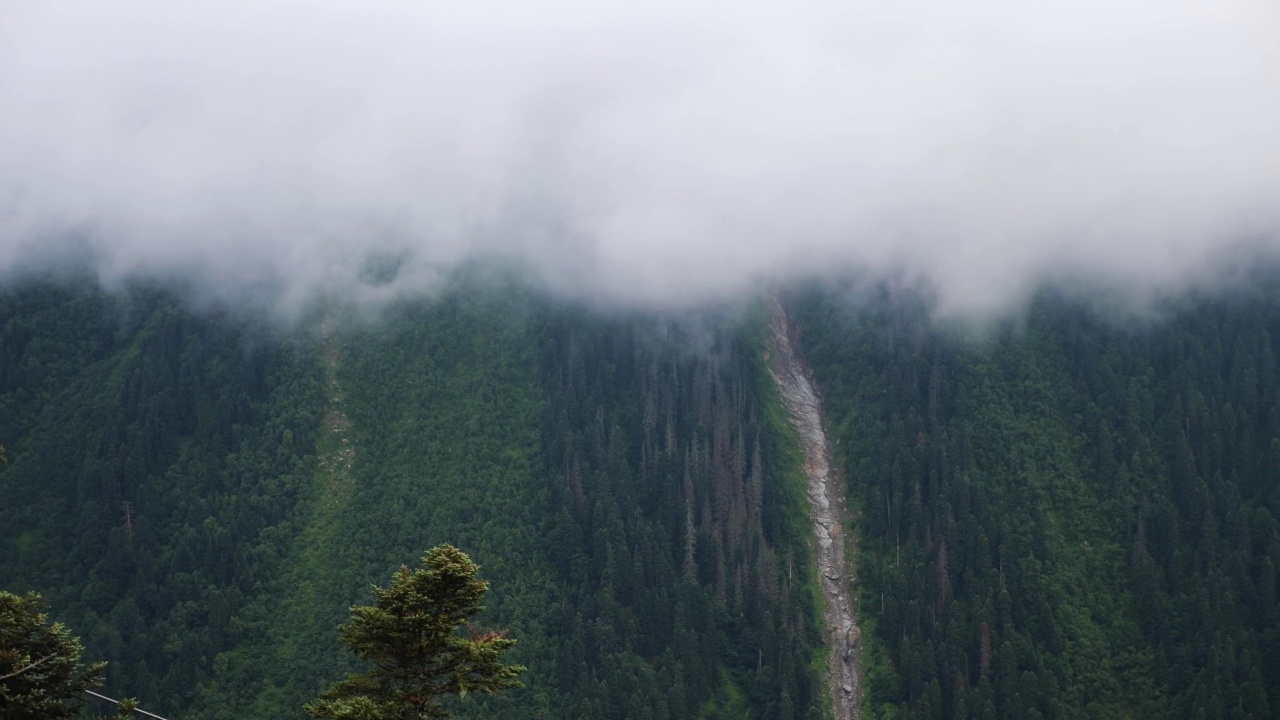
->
(0, 278, 825, 719)
(0, 281, 325, 708)
(793, 282, 1280, 719)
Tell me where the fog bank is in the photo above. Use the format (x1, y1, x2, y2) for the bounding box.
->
(2, 0, 1278, 317)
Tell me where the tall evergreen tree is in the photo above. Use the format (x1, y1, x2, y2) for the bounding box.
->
(305, 545, 524, 720)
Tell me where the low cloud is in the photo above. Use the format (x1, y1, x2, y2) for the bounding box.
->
(2, 0, 1278, 317)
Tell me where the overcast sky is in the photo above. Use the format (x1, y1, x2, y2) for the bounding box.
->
(2, 0, 1278, 317)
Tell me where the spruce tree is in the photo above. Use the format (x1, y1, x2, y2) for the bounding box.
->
(305, 545, 524, 719)
(0, 590, 104, 719)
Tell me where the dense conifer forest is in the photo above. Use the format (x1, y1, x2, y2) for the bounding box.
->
(795, 280, 1280, 719)
(4, 271, 1280, 719)
(0, 276, 823, 719)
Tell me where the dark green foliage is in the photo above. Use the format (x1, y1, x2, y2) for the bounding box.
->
(108, 696, 141, 719)
(0, 281, 325, 713)
(0, 276, 825, 719)
(793, 280, 1280, 719)
(183, 281, 556, 720)
(534, 304, 825, 718)
(83, 692, 147, 720)
(0, 590, 104, 719)
(305, 545, 524, 719)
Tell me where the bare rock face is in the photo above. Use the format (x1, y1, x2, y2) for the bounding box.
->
(765, 296, 862, 720)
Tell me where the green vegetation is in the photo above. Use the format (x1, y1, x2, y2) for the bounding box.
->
(0, 590, 104, 718)
(794, 280, 1280, 719)
(194, 282, 557, 720)
(11, 269, 1280, 719)
(0, 277, 824, 719)
(531, 301, 824, 718)
(306, 545, 524, 719)
(0, 280, 325, 713)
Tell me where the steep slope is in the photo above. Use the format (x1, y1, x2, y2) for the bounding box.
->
(534, 303, 826, 719)
(189, 287, 557, 719)
(0, 279, 827, 719)
(0, 281, 325, 710)
(793, 281, 1280, 719)
(766, 296, 862, 719)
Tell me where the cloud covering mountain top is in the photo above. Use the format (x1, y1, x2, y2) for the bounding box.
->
(3, 0, 1278, 316)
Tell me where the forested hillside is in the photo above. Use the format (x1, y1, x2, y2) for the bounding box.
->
(9, 271, 1277, 720)
(794, 281, 1280, 719)
(0, 280, 325, 709)
(0, 276, 824, 719)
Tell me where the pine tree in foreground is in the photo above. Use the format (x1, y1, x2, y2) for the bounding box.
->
(305, 545, 525, 720)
